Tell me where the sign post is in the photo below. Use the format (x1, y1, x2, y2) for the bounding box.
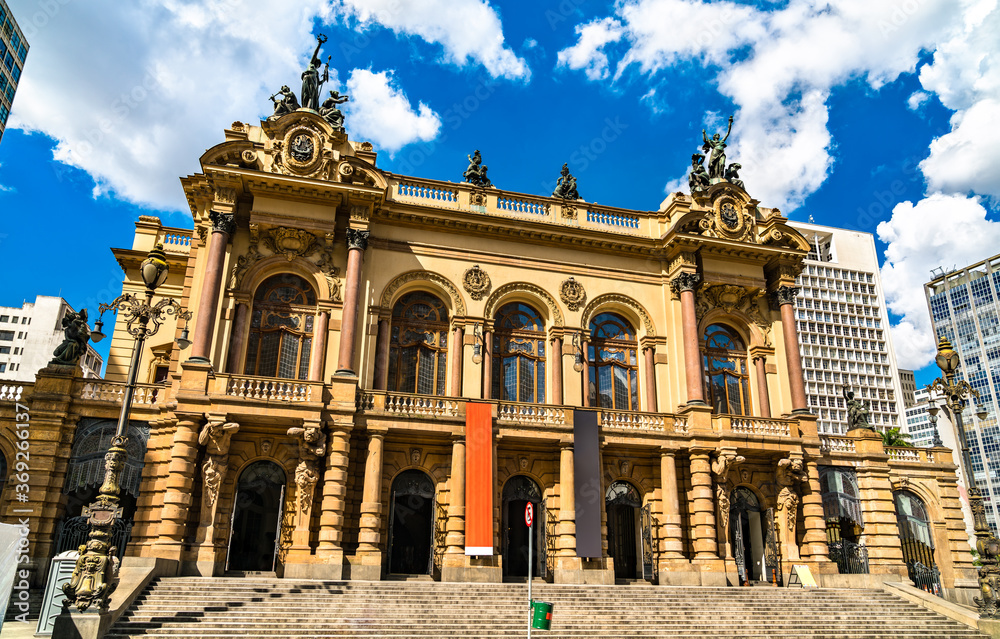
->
(526, 502, 533, 638)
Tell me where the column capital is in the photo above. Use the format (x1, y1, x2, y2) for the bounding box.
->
(771, 285, 799, 307)
(669, 271, 701, 295)
(659, 447, 676, 458)
(208, 210, 236, 236)
(346, 228, 370, 251)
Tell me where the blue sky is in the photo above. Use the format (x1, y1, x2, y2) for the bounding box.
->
(2, 0, 1000, 391)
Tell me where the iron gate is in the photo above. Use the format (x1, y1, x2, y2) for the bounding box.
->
(55, 516, 131, 560)
(828, 539, 869, 575)
(763, 507, 782, 585)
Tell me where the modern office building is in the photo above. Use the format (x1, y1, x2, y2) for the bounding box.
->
(899, 369, 917, 408)
(0, 296, 103, 382)
(787, 221, 906, 435)
(925, 252, 1000, 533)
(0, 0, 28, 144)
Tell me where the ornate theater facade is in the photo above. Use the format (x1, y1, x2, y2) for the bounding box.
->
(1, 107, 977, 601)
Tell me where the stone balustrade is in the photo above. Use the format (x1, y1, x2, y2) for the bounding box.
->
(158, 228, 192, 254)
(0, 384, 23, 401)
(729, 417, 792, 437)
(819, 436, 857, 454)
(78, 381, 161, 405)
(384, 393, 460, 418)
(886, 446, 922, 462)
(222, 375, 315, 402)
(497, 402, 568, 425)
(598, 409, 666, 432)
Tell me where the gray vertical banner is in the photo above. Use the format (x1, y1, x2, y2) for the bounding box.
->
(573, 409, 602, 558)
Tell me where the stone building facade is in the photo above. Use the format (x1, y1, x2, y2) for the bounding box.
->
(0, 110, 977, 602)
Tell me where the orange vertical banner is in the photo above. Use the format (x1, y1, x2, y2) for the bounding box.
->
(465, 401, 493, 555)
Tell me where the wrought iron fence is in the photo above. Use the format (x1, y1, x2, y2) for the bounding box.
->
(55, 515, 132, 559)
(908, 561, 942, 596)
(828, 539, 869, 574)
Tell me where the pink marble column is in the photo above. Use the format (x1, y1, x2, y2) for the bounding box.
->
(643, 346, 657, 412)
(372, 317, 391, 390)
(336, 229, 369, 376)
(225, 301, 249, 373)
(450, 325, 465, 397)
(774, 286, 808, 412)
(481, 329, 492, 400)
(550, 335, 563, 405)
(309, 311, 329, 382)
(190, 211, 234, 363)
(581, 339, 591, 407)
(671, 272, 704, 405)
(753, 354, 772, 418)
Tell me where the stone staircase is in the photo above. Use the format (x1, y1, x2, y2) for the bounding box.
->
(105, 577, 988, 639)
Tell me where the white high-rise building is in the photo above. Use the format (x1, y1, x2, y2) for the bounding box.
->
(925, 252, 1000, 534)
(0, 296, 103, 382)
(788, 221, 906, 435)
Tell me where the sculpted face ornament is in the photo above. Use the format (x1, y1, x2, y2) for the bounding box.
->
(290, 134, 315, 163)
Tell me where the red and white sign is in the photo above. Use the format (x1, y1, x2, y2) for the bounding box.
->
(525, 502, 534, 527)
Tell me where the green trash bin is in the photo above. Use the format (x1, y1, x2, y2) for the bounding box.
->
(531, 601, 553, 630)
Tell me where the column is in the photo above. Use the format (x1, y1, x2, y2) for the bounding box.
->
(660, 449, 684, 559)
(450, 325, 465, 397)
(309, 310, 329, 382)
(190, 211, 235, 363)
(689, 449, 718, 559)
(445, 436, 466, 555)
(643, 346, 657, 412)
(155, 417, 202, 560)
(317, 424, 352, 558)
(753, 353, 772, 418)
(357, 431, 385, 553)
(372, 317, 390, 390)
(551, 335, 564, 405)
(481, 329, 492, 399)
(774, 286, 808, 412)
(670, 273, 705, 405)
(581, 340, 590, 407)
(558, 443, 576, 556)
(226, 301, 249, 373)
(336, 228, 369, 375)
(798, 459, 831, 560)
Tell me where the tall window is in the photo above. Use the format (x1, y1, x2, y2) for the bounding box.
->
(244, 274, 316, 379)
(387, 291, 449, 395)
(588, 313, 639, 410)
(703, 323, 751, 415)
(493, 302, 546, 403)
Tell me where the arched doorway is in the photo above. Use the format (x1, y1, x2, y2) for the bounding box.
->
(729, 487, 780, 584)
(388, 469, 435, 575)
(606, 480, 641, 579)
(502, 475, 543, 579)
(227, 460, 286, 572)
(893, 490, 941, 593)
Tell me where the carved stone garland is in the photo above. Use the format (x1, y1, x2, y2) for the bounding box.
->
(695, 284, 772, 347)
(230, 225, 341, 301)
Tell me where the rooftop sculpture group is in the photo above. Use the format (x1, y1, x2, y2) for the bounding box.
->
(462, 150, 492, 188)
(268, 35, 350, 133)
(689, 115, 744, 193)
(552, 163, 580, 200)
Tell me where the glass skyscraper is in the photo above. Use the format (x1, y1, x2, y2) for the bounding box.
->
(0, 0, 28, 144)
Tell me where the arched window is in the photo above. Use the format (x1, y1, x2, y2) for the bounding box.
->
(893, 490, 940, 591)
(492, 303, 546, 403)
(702, 323, 751, 415)
(387, 292, 449, 395)
(588, 313, 639, 410)
(244, 274, 316, 380)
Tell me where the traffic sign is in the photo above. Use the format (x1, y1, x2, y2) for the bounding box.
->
(525, 502, 533, 527)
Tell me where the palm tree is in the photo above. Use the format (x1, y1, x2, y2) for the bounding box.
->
(880, 427, 912, 447)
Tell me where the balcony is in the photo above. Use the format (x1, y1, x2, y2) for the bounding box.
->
(215, 374, 323, 403)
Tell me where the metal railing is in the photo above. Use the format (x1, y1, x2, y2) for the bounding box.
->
(828, 539, 869, 575)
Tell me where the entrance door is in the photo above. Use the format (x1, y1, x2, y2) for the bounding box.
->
(388, 469, 435, 575)
(502, 475, 542, 579)
(606, 481, 641, 579)
(227, 461, 286, 572)
(729, 487, 768, 583)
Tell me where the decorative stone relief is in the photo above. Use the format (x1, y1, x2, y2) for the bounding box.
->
(776, 457, 808, 533)
(519, 457, 529, 471)
(669, 272, 701, 296)
(699, 196, 756, 243)
(208, 210, 236, 235)
(380, 271, 466, 316)
(696, 284, 772, 346)
(463, 265, 491, 301)
(213, 186, 238, 205)
(560, 277, 586, 312)
(260, 439, 273, 455)
(198, 421, 239, 525)
(561, 203, 577, 219)
(273, 123, 328, 177)
(346, 228, 370, 251)
(229, 224, 340, 301)
(410, 448, 422, 465)
(350, 204, 371, 222)
(287, 425, 327, 520)
(470, 189, 488, 207)
(712, 449, 745, 538)
(264, 228, 320, 261)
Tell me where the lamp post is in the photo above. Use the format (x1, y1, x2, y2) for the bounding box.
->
(928, 336, 998, 617)
(62, 243, 191, 612)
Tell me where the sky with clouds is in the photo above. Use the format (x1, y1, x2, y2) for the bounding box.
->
(1, 0, 999, 389)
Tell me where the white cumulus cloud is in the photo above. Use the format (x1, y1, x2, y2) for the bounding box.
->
(877, 194, 1000, 368)
(556, 17, 625, 81)
(344, 69, 441, 153)
(330, 0, 529, 80)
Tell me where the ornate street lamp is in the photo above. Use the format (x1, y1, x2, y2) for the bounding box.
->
(62, 244, 191, 612)
(928, 336, 997, 617)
